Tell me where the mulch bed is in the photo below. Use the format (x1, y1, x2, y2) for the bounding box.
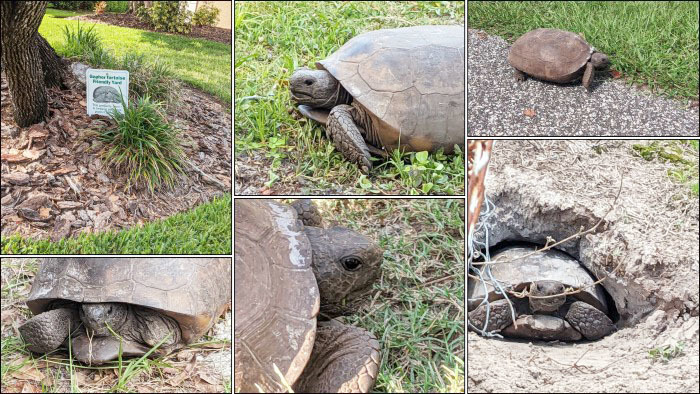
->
(67, 12, 231, 45)
(0, 65, 231, 241)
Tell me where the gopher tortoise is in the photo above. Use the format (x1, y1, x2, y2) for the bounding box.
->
(290, 25, 465, 173)
(19, 258, 231, 364)
(508, 28, 609, 90)
(234, 199, 382, 393)
(468, 246, 615, 341)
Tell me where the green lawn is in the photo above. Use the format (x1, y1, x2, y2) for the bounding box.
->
(467, 1, 699, 100)
(1, 194, 232, 254)
(41, 7, 232, 106)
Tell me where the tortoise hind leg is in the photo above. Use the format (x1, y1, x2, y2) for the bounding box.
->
(565, 301, 614, 340)
(293, 322, 380, 393)
(327, 104, 373, 173)
(513, 69, 527, 82)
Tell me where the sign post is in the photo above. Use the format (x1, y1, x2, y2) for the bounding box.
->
(86, 68, 129, 117)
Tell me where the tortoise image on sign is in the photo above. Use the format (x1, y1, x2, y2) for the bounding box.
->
(18, 258, 231, 364)
(468, 246, 615, 341)
(92, 85, 121, 103)
(235, 199, 382, 393)
(290, 25, 465, 173)
(508, 28, 609, 90)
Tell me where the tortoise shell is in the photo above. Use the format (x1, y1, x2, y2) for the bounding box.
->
(508, 28, 594, 83)
(26, 258, 231, 344)
(467, 246, 609, 314)
(234, 200, 319, 392)
(317, 25, 465, 153)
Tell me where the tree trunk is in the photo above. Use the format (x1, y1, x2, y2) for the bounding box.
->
(35, 32, 69, 89)
(0, 1, 49, 127)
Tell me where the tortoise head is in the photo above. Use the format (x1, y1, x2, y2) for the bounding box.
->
(80, 303, 129, 336)
(528, 280, 567, 313)
(289, 67, 342, 109)
(591, 52, 609, 69)
(303, 226, 383, 318)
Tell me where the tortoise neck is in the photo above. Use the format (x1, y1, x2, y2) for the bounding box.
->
(330, 84, 352, 107)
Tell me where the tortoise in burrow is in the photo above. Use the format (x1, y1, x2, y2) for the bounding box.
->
(234, 199, 382, 393)
(289, 25, 465, 173)
(508, 28, 609, 90)
(467, 246, 615, 341)
(18, 258, 231, 364)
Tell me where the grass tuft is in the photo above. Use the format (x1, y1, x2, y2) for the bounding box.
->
(90, 94, 186, 193)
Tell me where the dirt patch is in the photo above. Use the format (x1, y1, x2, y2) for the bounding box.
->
(66, 12, 231, 45)
(0, 66, 231, 242)
(468, 140, 699, 392)
(235, 149, 360, 195)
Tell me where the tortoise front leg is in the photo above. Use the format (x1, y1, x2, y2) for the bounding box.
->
(513, 68, 527, 82)
(294, 322, 380, 393)
(565, 301, 614, 340)
(290, 199, 323, 227)
(582, 62, 595, 90)
(327, 104, 373, 173)
(19, 308, 81, 354)
(468, 299, 516, 332)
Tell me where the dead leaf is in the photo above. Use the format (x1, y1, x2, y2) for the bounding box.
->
(27, 124, 48, 139)
(523, 108, 536, 117)
(51, 218, 72, 241)
(198, 372, 219, 385)
(1, 153, 30, 163)
(22, 149, 46, 160)
(38, 207, 51, 219)
(53, 165, 77, 175)
(11, 361, 45, 381)
(79, 99, 86, 107)
(57, 201, 83, 209)
(5, 172, 31, 185)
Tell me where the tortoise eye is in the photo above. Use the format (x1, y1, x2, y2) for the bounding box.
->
(341, 256, 363, 271)
(305, 79, 314, 86)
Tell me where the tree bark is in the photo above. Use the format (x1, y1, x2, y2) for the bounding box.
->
(1, 1, 49, 127)
(35, 32, 69, 89)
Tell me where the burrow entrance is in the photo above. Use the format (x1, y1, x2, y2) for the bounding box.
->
(467, 185, 640, 341)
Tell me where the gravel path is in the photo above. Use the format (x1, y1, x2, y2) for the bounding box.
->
(467, 29, 699, 136)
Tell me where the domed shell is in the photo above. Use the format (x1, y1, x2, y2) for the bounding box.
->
(508, 28, 593, 83)
(234, 200, 320, 393)
(26, 258, 231, 343)
(317, 25, 465, 153)
(467, 246, 608, 314)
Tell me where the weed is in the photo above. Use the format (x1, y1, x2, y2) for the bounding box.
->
(61, 21, 103, 59)
(648, 341, 685, 363)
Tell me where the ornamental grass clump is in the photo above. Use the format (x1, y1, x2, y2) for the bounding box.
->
(98, 95, 186, 193)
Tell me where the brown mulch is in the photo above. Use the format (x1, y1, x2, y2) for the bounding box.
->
(0, 65, 232, 241)
(67, 12, 231, 45)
